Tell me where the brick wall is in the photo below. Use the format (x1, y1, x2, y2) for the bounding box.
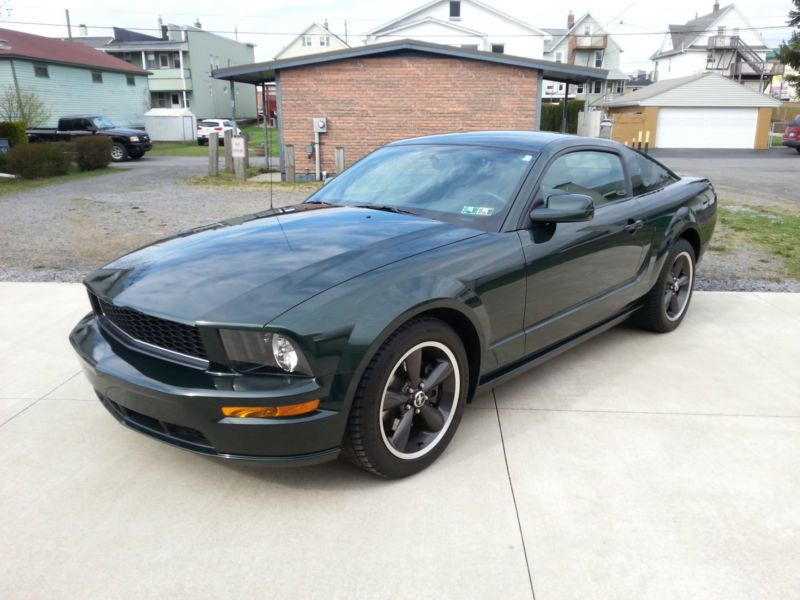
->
(278, 54, 539, 177)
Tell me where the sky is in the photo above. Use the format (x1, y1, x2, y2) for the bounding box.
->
(0, 0, 795, 71)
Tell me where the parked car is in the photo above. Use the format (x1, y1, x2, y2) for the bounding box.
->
(69, 132, 716, 478)
(196, 119, 241, 145)
(27, 115, 151, 162)
(782, 116, 800, 153)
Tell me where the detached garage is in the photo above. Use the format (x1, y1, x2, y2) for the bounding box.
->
(604, 72, 780, 149)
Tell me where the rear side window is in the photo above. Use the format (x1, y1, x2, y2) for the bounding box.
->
(629, 151, 678, 196)
(540, 151, 627, 206)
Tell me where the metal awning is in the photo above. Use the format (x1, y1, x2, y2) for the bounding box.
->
(212, 38, 609, 85)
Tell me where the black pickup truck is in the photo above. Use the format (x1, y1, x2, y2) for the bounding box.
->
(27, 115, 152, 162)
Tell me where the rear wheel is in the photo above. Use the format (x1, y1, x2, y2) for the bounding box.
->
(343, 318, 468, 478)
(634, 238, 695, 333)
(197, 139, 207, 146)
(110, 143, 128, 162)
(795, 147, 800, 154)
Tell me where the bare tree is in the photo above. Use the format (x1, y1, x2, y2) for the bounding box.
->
(0, 87, 50, 127)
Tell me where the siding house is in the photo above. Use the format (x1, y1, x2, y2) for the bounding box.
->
(275, 22, 349, 59)
(650, 3, 779, 93)
(0, 28, 149, 127)
(542, 12, 628, 103)
(364, 0, 550, 59)
(79, 24, 256, 119)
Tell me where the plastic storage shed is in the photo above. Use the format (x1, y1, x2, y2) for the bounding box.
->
(143, 108, 197, 142)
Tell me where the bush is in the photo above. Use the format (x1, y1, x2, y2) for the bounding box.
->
(7, 142, 71, 179)
(0, 120, 28, 148)
(540, 100, 584, 134)
(74, 136, 111, 171)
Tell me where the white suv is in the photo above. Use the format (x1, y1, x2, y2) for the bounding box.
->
(196, 119, 241, 145)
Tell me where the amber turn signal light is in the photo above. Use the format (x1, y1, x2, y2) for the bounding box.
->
(222, 400, 320, 419)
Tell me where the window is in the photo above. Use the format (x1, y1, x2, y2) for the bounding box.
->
(303, 36, 313, 47)
(540, 151, 627, 207)
(628, 150, 678, 196)
(576, 84, 584, 94)
(122, 52, 132, 63)
(732, 28, 740, 37)
(594, 51, 603, 68)
(449, 1, 461, 19)
(91, 72, 103, 83)
(717, 26, 726, 36)
(583, 25, 591, 35)
(555, 51, 563, 63)
(146, 52, 157, 69)
(159, 53, 170, 68)
(34, 63, 49, 78)
(126, 75, 135, 86)
(615, 81, 624, 94)
(558, 83, 564, 92)
(320, 35, 330, 47)
(593, 80, 602, 93)
(491, 43, 505, 54)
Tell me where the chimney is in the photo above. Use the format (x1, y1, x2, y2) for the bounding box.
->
(713, 2, 720, 12)
(78, 23, 88, 36)
(567, 11, 575, 29)
(194, 18, 202, 29)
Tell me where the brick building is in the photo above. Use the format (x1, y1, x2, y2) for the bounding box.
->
(214, 40, 607, 180)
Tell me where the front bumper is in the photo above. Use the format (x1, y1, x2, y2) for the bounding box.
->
(128, 141, 152, 152)
(69, 314, 344, 465)
(782, 138, 799, 148)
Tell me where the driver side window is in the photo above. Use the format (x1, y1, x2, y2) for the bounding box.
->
(540, 151, 627, 207)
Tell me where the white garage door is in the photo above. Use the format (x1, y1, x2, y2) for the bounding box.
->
(656, 107, 758, 149)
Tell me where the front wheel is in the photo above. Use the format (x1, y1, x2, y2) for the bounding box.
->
(634, 238, 695, 333)
(343, 318, 468, 478)
(110, 143, 128, 162)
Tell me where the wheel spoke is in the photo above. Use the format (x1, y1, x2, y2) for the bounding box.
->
(421, 360, 453, 391)
(383, 390, 408, 411)
(671, 258, 683, 278)
(669, 292, 681, 314)
(419, 404, 445, 432)
(390, 410, 414, 452)
(676, 275, 690, 287)
(404, 349, 422, 388)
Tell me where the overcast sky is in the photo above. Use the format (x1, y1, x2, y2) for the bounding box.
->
(2, 0, 794, 71)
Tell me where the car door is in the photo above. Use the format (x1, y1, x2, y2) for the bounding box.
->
(518, 149, 651, 355)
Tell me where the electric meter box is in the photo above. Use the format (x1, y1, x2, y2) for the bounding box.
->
(313, 117, 327, 133)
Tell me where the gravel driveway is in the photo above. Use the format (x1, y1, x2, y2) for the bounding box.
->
(0, 156, 314, 282)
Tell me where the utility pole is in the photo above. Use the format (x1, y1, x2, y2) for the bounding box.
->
(344, 20, 348, 45)
(65, 9, 72, 39)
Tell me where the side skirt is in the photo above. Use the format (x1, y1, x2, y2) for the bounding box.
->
(476, 306, 640, 393)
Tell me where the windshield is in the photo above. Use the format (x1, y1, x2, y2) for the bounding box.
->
(306, 144, 537, 229)
(200, 120, 221, 127)
(92, 117, 116, 129)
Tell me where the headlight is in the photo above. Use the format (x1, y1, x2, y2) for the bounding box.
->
(129, 136, 140, 142)
(219, 329, 312, 376)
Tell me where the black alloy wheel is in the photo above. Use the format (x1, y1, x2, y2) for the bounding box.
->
(634, 238, 696, 333)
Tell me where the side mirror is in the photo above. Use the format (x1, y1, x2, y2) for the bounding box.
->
(530, 193, 594, 224)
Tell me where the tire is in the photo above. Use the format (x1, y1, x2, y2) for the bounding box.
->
(110, 142, 128, 162)
(197, 139, 207, 146)
(343, 317, 469, 478)
(795, 147, 800, 154)
(634, 238, 696, 333)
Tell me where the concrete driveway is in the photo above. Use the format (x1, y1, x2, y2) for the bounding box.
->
(1, 283, 798, 599)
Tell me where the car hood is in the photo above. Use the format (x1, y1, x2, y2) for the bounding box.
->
(100, 127, 147, 136)
(85, 205, 482, 325)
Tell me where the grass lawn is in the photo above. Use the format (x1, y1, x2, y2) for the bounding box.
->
(148, 126, 278, 158)
(719, 205, 800, 278)
(186, 169, 321, 192)
(0, 166, 122, 196)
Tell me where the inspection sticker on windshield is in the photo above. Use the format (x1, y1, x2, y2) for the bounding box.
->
(461, 206, 494, 216)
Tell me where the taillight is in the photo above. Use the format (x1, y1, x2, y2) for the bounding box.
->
(214, 127, 222, 131)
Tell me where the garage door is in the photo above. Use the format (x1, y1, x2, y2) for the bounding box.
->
(656, 107, 758, 149)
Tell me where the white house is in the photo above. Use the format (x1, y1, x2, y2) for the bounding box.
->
(364, 0, 550, 59)
(650, 3, 776, 92)
(542, 12, 627, 103)
(275, 22, 349, 60)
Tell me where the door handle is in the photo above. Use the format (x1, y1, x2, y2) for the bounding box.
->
(624, 219, 644, 233)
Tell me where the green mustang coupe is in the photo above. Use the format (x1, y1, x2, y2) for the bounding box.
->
(70, 132, 716, 478)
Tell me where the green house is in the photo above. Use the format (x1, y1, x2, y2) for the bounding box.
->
(0, 27, 150, 128)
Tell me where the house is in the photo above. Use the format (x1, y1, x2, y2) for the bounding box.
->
(542, 12, 628, 103)
(79, 24, 256, 119)
(650, 3, 779, 93)
(626, 70, 653, 93)
(364, 0, 550, 59)
(213, 40, 607, 180)
(274, 22, 349, 59)
(0, 28, 149, 127)
(603, 72, 780, 149)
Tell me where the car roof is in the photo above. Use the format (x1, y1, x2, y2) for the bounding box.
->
(388, 131, 621, 153)
(61, 115, 103, 119)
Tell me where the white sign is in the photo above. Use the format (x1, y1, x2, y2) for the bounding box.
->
(231, 136, 246, 158)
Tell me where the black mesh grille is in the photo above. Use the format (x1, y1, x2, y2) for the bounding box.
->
(96, 297, 208, 361)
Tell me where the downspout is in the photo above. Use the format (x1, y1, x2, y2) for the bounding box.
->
(561, 82, 569, 133)
(535, 71, 543, 131)
(178, 46, 187, 108)
(275, 71, 285, 178)
(229, 78, 236, 124)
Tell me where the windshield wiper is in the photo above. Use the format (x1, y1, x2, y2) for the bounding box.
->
(351, 204, 417, 216)
(305, 200, 336, 205)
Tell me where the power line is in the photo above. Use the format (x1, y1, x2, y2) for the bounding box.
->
(0, 18, 792, 37)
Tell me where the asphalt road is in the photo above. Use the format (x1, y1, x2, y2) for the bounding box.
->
(1, 284, 799, 599)
(651, 148, 798, 203)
